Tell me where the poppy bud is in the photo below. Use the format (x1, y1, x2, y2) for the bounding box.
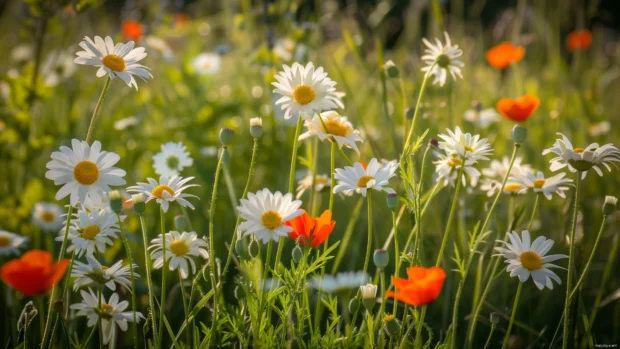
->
(603, 196, 617, 215)
(405, 107, 414, 120)
(490, 312, 500, 325)
(430, 138, 439, 148)
(348, 297, 360, 314)
(373, 249, 389, 269)
(383, 314, 401, 337)
(248, 239, 260, 259)
(235, 238, 250, 260)
(54, 300, 64, 314)
(511, 125, 527, 144)
(386, 193, 398, 210)
(384, 60, 400, 78)
(292, 245, 303, 263)
(219, 128, 235, 147)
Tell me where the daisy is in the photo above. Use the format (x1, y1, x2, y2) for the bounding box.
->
(0, 231, 27, 256)
(45, 139, 126, 207)
(32, 202, 64, 232)
(145, 36, 173, 60)
(152, 142, 194, 177)
(237, 188, 304, 243)
(191, 53, 221, 76)
(421, 32, 464, 86)
(74, 35, 151, 90)
(502, 182, 527, 196)
(41, 50, 76, 86)
(127, 175, 198, 213)
(296, 173, 331, 199)
(511, 170, 573, 200)
(333, 158, 399, 197)
(272, 62, 344, 120)
(433, 154, 481, 188)
(437, 127, 493, 162)
(70, 288, 144, 346)
(298, 111, 363, 154)
(56, 208, 119, 257)
(72, 255, 138, 292)
(273, 38, 296, 61)
(307, 271, 369, 294)
(113, 116, 139, 130)
(149, 231, 209, 279)
(480, 156, 531, 197)
(494, 230, 568, 290)
(463, 108, 500, 128)
(542, 133, 620, 179)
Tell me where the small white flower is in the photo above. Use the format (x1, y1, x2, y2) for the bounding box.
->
(152, 142, 194, 178)
(463, 108, 500, 128)
(149, 231, 209, 279)
(433, 154, 481, 188)
(145, 36, 173, 60)
(333, 158, 399, 197)
(296, 173, 331, 199)
(45, 139, 126, 207)
(307, 271, 369, 293)
(494, 230, 568, 290)
(74, 35, 152, 90)
(191, 53, 221, 76)
(588, 121, 611, 137)
(32, 202, 64, 232)
(0, 231, 27, 256)
(511, 170, 573, 200)
(56, 208, 119, 257)
(127, 175, 198, 213)
(298, 111, 363, 154)
(360, 283, 377, 299)
(72, 255, 138, 292)
(113, 116, 139, 130)
(237, 188, 304, 243)
(41, 51, 76, 86)
(437, 126, 493, 163)
(480, 156, 531, 197)
(273, 38, 296, 61)
(272, 62, 344, 120)
(421, 32, 464, 86)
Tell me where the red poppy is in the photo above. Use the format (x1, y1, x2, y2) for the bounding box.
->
(496, 94, 540, 122)
(284, 210, 335, 247)
(486, 42, 525, 69)
(122, 20, 144, 42)
(566, 30, 592, 51)
(386, 266, 446, 306)
(1, 250, 69, 296)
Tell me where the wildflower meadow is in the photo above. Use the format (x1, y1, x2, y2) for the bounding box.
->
(1, 0, 620, 348)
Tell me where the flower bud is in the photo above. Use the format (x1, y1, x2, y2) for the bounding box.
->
(360, 283, 377, 310)
(373, 249, 389, 269)
(108, 190, 123, 214)
(250, 117, 263, 138)
(472, 100, 482, 112)
(384, 60, 400, 78)
(386, 193, 398, 210)
(383, 314, 401, 337)
(511, 125, 527, 144)
(53, 300, 64, 315)
(490, 312, 500, 325)
(405, 107, 414, 120)
(430, 138, 439, 148)
(235, 238, 250, 260)
(219, 128, 235, 147)
(292, 245, 303, 263)
(348, 297, 360, 314)
(174, 215, 187, 231)
(603, 196, 618, 215)
(234, 285, 245, 300)
(248, 238, 260, 259)
(131, 193, 147, 214)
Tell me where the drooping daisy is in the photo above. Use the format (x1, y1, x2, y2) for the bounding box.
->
(32, 202, 64, 232)
(237, 188, 304, 243)
(152, 142, 194, 177)
(296, 173, 331, 199)
(333, 158, 399, 197)
(542, 133, 620, 179)
(433, 154, 481, 188)
(511, 170, 573, 200)
(72, 255, 138, 292)
(45, 139, 126, 207)
(463, 108, 500, 128)
(74, 36, 151, 90)
(149, 231, 209, 279)
(56, 208, 119, 257)
(307, 271, 369, 294)
(70, 288, 144, 346)
(494, 230, 568, 290)
(437, 127, 493, 163)
(272, 62, 344, 119)
(127, 175, 198, 213)
(298, 111, 363, 154)
(0, 231, 27, 256)
(421, 32, 464, 86)
(191, 53, 221, 76)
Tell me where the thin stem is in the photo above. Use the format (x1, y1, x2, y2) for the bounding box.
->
(362, 191, 373, 275)
(413, 145, 432, 263)
(328, 142, 336, 212)
(256, 240, 273, 347)
(309, 137, 319, 216)
(117, 214, 138, 349)
(391, 211, 400, 314)
(379, 270, 387, 347)
(158, 208, 167, 347)
(399, 78, 408, 143)
(569, 215, 606, 300)
(208, 147, 225, 344)
(527, 194, 541, 230)
(435, 161, 466, 267)
(589, 234, 620, 328)
(501, 282, 523, 349)
(483, 325, 496, 349)
(331, 197, 365, 274)
(139, 215, 158, 346)
(289, 116, 304, 193)
(178, 271, 190, 345)
(562, 174, 582, 349)
(414, 306, 428, 348)
(81, 325, 97, 349)
(85, 76, 111, 143)
(402, 66, 435, 160)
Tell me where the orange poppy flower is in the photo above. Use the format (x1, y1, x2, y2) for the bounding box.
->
(1, 250, 69, 296)
(496, 94, 540, 122)
(284, 210, 335, 247)
(386, 266, 446, 306)
(566, 30, 592, 51)
(172, 13, 190, 29)
(486, 42, 525, 69)
(122, 20, 144, 42)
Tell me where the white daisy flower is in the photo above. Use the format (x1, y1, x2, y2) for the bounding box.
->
(72, 255, 138, 292)
(56, 208, 119, 257)
(45, 139, 126, 207)
(588, 121, 610, 137)
(463, 108, 500, 128)
(502, 182, 527, 196)
(307, 271, 369, 294)
(70, 288, 144, 346)
(191, 53, 221, 76)
(152, 142, 194, 177)
(145, 36, 173, 60)
(272, 62, 344, 120)
(296, 173, 331, 199)
(333, 158, 399, 197)
(494, 230, 568, 290)
(236, 188, 304, 243)
(0, 231, 27, 256)
(273, 38, 296, 61)
(433, 154, 481, 188)
(298, 111, 363, 154)
(421, 31, 464, 86)
(511, 170, 573, 200)
(542, 133, 620, 179)
(127, 175, 198, 213)
(113, 116, 139, 131)
(32, 202, 64, 232)
(437, 127, 493, 163)
(479, 156, 531, 197)
(148, 231, 209, 279)
(41, 51, 76, 86)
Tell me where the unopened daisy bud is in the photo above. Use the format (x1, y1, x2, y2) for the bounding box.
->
(107, 190, 123, 214)
(174, 215, 188, 231)
(405, 107, 414, 120)
(348, 297, 360, 314)
(250, 117, 263, 138)
(384, 60, 400, 78)
(292, 244, 303, 263)
(360, 283, 377, 310)
(373, 249, 389, 269)
(234, 238, 250, 260)
(603, 196, 618, 215)
(386, 193, 398, 210)
(430, 138, 439, 148)
(383, 314, 401, 337)
(131, 193, 147, 214)
(219, 128, 235, 147)
(248, 238, 260, 259)
(511, 124, 528, 144)
(490, 312, 500, 325)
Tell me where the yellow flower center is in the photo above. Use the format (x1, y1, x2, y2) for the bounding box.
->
(573, 147, 585, 153)
(102, 266, 109, 271)
(464, 145, 474, 152)
(323, 119, 350, 137)
(152, 185, 175, 199)
(202, 63, 211, 70)
(533, 179, 546, 189)
(293, 84, 315, 105)
(384, 314, 395, 322)
(101, 303, 114, 311)
(0, 236, 11, 247)
(315, 177, 329, 185)
(170, 240, 190, 256)
(73, 161, 99, 185)
(356, 175, 375, 188)
(41, 211, 56, 223)
(447, 157, 462, 167)
(504, 183, 522, 192)
(261, 210, 282, 230)
(520, 251, 543, 270)
(81, 225, 101, 240)
(102, 54, 126, 72)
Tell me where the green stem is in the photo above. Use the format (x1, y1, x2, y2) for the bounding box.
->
(483, 325, 496, 349)
(85, 76, 111, 143)
(208, 147, 225, 345)
(379, 270, 387, 347)
(562, 174, 582, 349)
(81, 325, 97, 349)
(158, 208, 167, 347)
(256, 240, 273, 346)
(309, 137, 319, 216)
(527, 194, 540, 230)
(139, 215, 158, 346)
(289, 116, 304, 193)
(588, 233, 620, 328)
(362, 191, 373, 275)
(402, 66, 435, 160)
(331, 197, 365, 274)
(501, 282, 523, 349)
(392, 211, 400, 314)
(435, 160, 466, 267)
(413, 145, 432, 263)
(414, 306, 428, 349)
(328, 142, 336, 212)
(178, 270, 190, 345)
(569, 215, 606, 300)
(399, 78, 408, 144)
(117, 214, 138, 349)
